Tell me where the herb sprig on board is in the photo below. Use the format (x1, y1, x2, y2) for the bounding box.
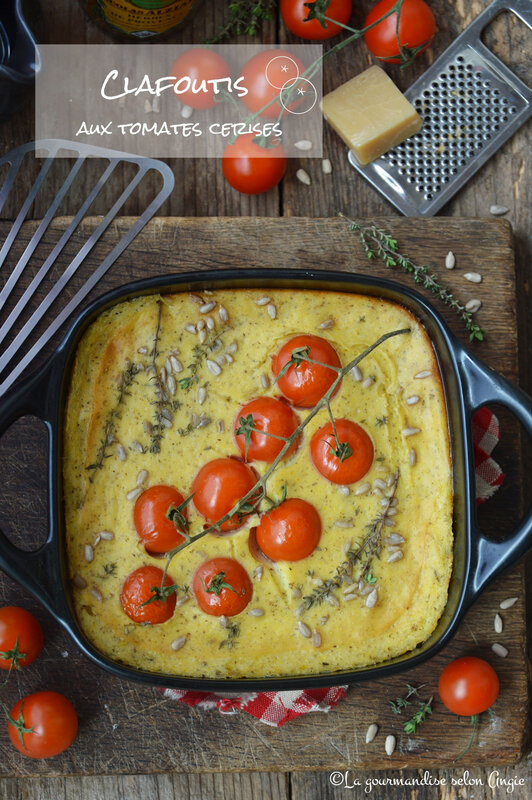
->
(208, 1, 275, 44)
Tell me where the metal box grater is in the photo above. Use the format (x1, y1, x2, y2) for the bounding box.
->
(347, 0, 532, 216)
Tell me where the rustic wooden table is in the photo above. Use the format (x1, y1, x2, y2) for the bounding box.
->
(0, 0, 530, 797)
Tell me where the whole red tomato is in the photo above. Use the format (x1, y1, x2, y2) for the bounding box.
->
(8, 691, 78, 759)
(192, 457, 259, 531)
(310, 419, 374, 484)
(120, 566, 177, 624)
(438, 657, 500, 717)
(364, 0, 436, 64)
(171, 48, 231, 109)
(0, 607, 43, 670)
(223, 134, 287, 195)
(134, 485, 188, 556)
(281, 0, 352, 40)
(256, 498, 321, 561)
(239, 49, 306, 118)
(234, 396, 300, 462)
(193, 557, 252, 617)
(272, 334, 342, 407)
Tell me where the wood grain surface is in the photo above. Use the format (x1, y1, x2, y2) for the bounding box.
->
(0, 0, 530, 796)
(0, 215, 527, 780)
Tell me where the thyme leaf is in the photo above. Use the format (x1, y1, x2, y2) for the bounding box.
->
(390, 684, 421, 714)
(219, 621, 240, 649)
(208, 0, 275, 44)
(403, 697, 433, 735)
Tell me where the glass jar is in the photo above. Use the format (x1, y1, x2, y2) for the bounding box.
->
(0, 0, 40, 122)
(84, 0, 204, 39)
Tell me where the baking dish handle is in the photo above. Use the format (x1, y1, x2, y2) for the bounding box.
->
(458, 349, 532, 600)
(0, 363, 65, 619)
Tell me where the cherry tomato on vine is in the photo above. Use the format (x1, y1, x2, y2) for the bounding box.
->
(133, 485, 188, 556)
(170, 48, 231, 109)
(364, 0, 436, 64)
(310, 419, 374, 484)
(8, 691, 78, 759)
(120, 566, 176, 624)
(239, 49, 306, 118)
(222, 134, 287, 195)
(0, 607, 43, 670)
(281, 0, 352, 40)
(272, 334, 342, 408)
(193, 557, 252, 616)
(438, 657, 500, 717)
(234, 396, 300, 463)
(192, 457, 259, 532)
(256, 498, 321, 561)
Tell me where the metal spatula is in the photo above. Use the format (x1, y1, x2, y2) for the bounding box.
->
(0, 139, 174, 396)
(348, 0, 532, 216)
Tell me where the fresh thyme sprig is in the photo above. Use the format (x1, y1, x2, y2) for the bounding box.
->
(219, 621, 240, 649)
(87, 360, 140, 479)
(403, 697, 433, 735)
(339, 214, 486, 342)
(208, 0, 275, 44)
(179, 327, 230, 392)
(390, 683, 422, 714)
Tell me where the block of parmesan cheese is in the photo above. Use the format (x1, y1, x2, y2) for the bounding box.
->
(321, 66, 422, 166)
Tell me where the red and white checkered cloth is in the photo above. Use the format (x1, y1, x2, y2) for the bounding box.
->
(162, 408, 504, 727)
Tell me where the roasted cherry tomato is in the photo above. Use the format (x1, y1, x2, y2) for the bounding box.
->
(256, 498, 321, 561)
(310, 419, 374, 484)
(272, 334, 342, 407)
(222, 134, 287, 195)
(192, 457, 259, 532)
(364, 0, 436, 64)
(234, 396, 300, 463)
(438, 657, 500, 717)
(120, 566, 176, 624)
(8, 691, 78, 759)
(170, 47, 231, 109)
(281, 0, 352, 40)
(0, 607, 43, 670)
(193, 557, 252, 617)
(133, 484, 188, 556)
(239, 49, 306, 118)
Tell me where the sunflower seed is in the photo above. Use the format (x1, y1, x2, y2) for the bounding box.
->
(406, 395, 420, 405)
(189, 293, 203, 304)
(171, 636, 187, 651)
(494, 613, 503, 634)
(254, 566, 263, 581)
(219, 615, 229, 629)
(385, 735, 396, 756)
(184, 323, 196, 334)
(319, 319, 334, 329)
(387, 545, 402, 554)
(291, 586, 301, 599)
(409, 448, 417, 466)
(197, 387, 206, 404)
(343, 538, 353, 555)
(365, 588, 378, 608)
(217, 419, 225, 433)
(445, 251, 456, 269)
(295, 604, 306, 617)
(260, 373, 270, 389)
(98, 531, 113, 542)
(206, 359, 222, 376)
(161, 408, 173, 422)
(491, 642, 508, 658)
(143, 420, 153, 435)
(465, 299, 482, 313)
(362, 377, 374, 389)
(385, 507, 397, 517)
(343, 593, 357, 602)
(130, 440, 143, 453)
(350, 365, 363, 381)
(343, 584, 358, 595)
(338, 485, 350, 496)
(136, 362, 144, 371)
(387, 550, 403, 563)
(181, 104, 193, 119)
(90, 588, 103, 602)
(500, 596, 518, 610)
(161, 417, 172, 429)
(206, 316, 215, 330)
(403, 427, 420, 438)
(373, 478, 387, 491)
(249, 608, 264, 617)
(386, 533, 405, 545)
(312, 577, 324, 587)
(294, 139, 313, 151)
(312, 631, 322, 648)
(490, 204, 509, 216)
(175, 595, 189, 608)
(196, 319, 205, 331)
(216, 305, 228, 322)
(164, 374, 175, 395)
(215, 354, 226, 366)
(334, 519, 353, 528)
(198, 329, 207, 344)
(127, 487, 142, 502)
(296, 168, 311, 185)
(326, 593, 340, 608)
(322, 158, 332, 174)
(227, 341, 238, 353)
(197, 414, 211, 429)
(267, 303, 277, 320)
(72, 574, 87, 589)
(115, 444, 127, 461)
(160, 367, 167, 384)
(465, 272, 482, 283)
(170, 356, 183, 373)
(93, 533, 101, 549)
(224, 353, 233, 364)
(191, 413, 199, 427)
(137, 346, 148, 355)
(84, 544, 94, 562)
(165, 357, 173, 374)
(199, 301, 216, 313)
(136, 469, 148, 490)
(366, 723, 378, 743)
(320, 615, 329, 626)
(256, 296, 271, 306)
(298, 621, 312, 638)
(414, 370, 431, 379)
(355, 482, 371, 495)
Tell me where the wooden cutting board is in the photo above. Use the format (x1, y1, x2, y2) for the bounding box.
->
(0, 216, 527, 776)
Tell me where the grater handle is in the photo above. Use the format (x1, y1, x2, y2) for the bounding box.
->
(458, 349, 532, 602)
(0, 361, 67, 621)
(466, 0, 532, 38)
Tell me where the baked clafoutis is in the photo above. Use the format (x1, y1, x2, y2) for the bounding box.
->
(63, 289, 452, 678)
